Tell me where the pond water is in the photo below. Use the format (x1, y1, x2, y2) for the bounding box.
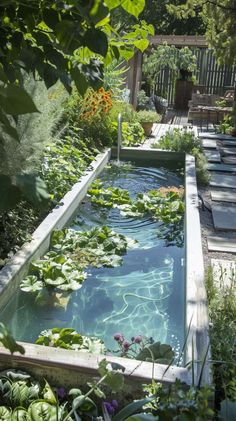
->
(0, 160, 185, 357)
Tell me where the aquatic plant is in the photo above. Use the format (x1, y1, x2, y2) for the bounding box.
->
(36, 327, 105, 354)
(51, 226, 138, 268)
(88, 179, 132, 208)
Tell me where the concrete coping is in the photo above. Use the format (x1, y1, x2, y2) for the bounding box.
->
(0, 148, 209, 389)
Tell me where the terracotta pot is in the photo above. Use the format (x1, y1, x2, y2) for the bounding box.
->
(141, 122, 153, 137)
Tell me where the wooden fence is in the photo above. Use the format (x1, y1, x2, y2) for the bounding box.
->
(154, 48, 236, 106)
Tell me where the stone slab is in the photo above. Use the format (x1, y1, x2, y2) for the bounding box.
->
(210, 174, 236, 188)
(222, 140, 236, 146)
(222, 156, 236, 164)
(211, 259, 236, 288)
(207, 163, 236, 173)
(208, 236, 236, 253)
(211, 190, 236, 203)
(201, 139, 217, 149)
(199, 132, 236, 141)
(220, 147, 236, 156)
(212, 204, 236, 230)
(204, 150, 221, 162)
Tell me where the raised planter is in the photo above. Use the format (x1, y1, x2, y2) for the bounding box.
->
(0, 148, 210, 390)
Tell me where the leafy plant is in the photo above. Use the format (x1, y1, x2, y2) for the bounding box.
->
(0, 323, 25, 355)
(103, 61, 129, 100)
(137, 90, 151, 111)
(36, 328, 105, 354)
(153, 129, 210, 185)
(88, 180, 132, 208)
(137, 110, 159, 123)
(112, 121, 145, 146)
(51, 226, 138, 268)
(216, 116, 233, 135)
(113, 333, 174, 364)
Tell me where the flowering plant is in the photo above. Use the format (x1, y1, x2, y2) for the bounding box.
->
(79, 87, 112, 121)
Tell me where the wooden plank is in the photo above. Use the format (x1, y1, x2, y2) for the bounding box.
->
(211, 190, 236, 203)
(207, 163, 236, 172)
(212, 204, 236, 230)
(150, 35, 208, 47)
(222, 156, 236, 164)
(208, 236, 236, 253)
(210, 174, 236, 188)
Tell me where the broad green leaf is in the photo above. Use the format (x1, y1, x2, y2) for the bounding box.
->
(15, 175, 50, 207)
(12, 407, 30, 421)
(0, 64, 8, 83)
(119, 47, 135, 61)
(0, 110, 19, 141)
(71, 67, 88, 96)
(105, 0, 120, 10)
(28, 401, 58, 421)
(121, 0, 145, 18)
(133, 39, 149, 53)
(104, 372, 124, 392)
(0, 175, 21, 211)
(112, 397, 155, 421)
(0, 85, 39, 115)
(90, 2, 109, 25)
(20, 276, 43, 292)
(43, 381, 57, 404)
(0, 406, 11, 420)
(0, 323, 25, 355)
(84, 29, 108, 57)
(126, 415, 157, 421)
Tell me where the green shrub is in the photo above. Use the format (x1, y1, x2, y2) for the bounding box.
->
(137, 109, 160, 123)
(137, 89, 150, 110)
(109, 100, 137, 123)
(152, 129, 209, 185)
(111, 121, 145, 146)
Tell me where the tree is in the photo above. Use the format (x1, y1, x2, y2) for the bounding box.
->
(0, 0, 153, 210)
(167, 0, 236, 65)
(111, 0, 205, 35)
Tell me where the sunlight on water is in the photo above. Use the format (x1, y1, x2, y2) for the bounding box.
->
(0, 160, 185, 358)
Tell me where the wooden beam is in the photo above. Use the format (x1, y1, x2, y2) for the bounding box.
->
(149, 35, 208, 48)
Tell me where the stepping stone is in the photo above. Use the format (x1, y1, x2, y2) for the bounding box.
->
(212, 204, 236, 230)
(222, 140, 236, 146)
(211, 190, 236, 203)
(199, 132, 236, 141)
(201, 139, 217, 149)
(207, 163, 236, 173)
(210, 174, 236, 188)
(220, 147, 236, 156)
(204, 150, 221, 162)
(208, 236, 236, 253)
(211, 259, 236, 288)
(222, 156, 236, 164)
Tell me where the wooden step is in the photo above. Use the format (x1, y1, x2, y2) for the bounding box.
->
(208, 236, 236, 253)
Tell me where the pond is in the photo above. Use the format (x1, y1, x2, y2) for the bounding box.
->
(0, 160, 185, 358)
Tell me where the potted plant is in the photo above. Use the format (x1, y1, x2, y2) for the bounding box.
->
(137, 110, 159, 136)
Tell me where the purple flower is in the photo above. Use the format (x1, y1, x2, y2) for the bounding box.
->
(114, 332, 124, 342)
(134, 335, 142, 344)
(103, 401, 115, 414)
(57, 387, 66, 399)
(111, 399, 118, 410)
(123, 340, 130, 350)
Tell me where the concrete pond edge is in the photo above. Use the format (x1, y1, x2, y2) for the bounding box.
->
(0, 148, 210, 389)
